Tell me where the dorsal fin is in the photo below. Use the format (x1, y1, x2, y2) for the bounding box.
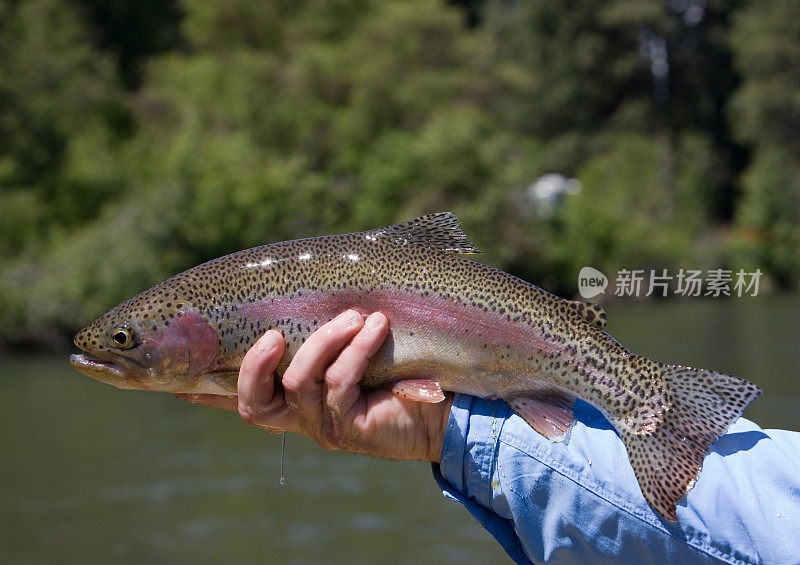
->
(369, 212, 481, 254)
(568, 299, 607, 329)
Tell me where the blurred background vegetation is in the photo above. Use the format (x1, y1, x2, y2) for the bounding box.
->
(1, 0, 798, 348)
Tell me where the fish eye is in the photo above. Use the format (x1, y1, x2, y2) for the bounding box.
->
(111, 326, 136, 350)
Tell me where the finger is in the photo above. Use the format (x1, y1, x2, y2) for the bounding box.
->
(323, 312, 389, 444)
(174, 393, 238, 411)
(237, 330, 298, 433)
(282, 309, 364, 443)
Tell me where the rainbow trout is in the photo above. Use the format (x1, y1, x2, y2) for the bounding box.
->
(71, 213, 761, 521)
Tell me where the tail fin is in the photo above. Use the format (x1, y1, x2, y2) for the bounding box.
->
(620, 365, 762, 521)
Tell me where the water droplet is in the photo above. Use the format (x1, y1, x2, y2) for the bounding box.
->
(279, 432, 286, 486)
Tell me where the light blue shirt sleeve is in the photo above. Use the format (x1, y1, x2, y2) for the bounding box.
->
(432, 394, 800, 564)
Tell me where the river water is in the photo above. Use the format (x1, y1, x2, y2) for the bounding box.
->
(1, 297, 798, 563)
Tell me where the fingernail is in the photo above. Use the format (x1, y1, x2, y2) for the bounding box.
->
(364, 312, 385, 331)
(256, 330, 279, 353)
(334, 309, 361, 329)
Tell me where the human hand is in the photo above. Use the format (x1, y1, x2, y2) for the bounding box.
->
(176, 310, 452, 462)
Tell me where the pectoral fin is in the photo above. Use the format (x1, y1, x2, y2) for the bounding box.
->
(506, 391, 577, 441)
(391, 379, 445, 403)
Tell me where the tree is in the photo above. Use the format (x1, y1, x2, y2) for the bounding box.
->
(0, 0, 127, 258)
(729, 0, 800, 287)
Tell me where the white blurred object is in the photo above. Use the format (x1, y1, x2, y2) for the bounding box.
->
(526, 173, 582, 219)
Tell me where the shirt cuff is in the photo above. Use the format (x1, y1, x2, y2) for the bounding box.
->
(432, 394, 533, 564)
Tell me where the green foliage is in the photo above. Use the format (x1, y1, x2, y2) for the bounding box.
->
(0, 0, 128, 254)
(554, 132, 716, 279)
(729, 0, 800, 287)
(729, 0, 800, 153)
(732, 148, 800, 287)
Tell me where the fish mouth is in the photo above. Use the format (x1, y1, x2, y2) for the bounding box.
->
(69, 353, 145, 390)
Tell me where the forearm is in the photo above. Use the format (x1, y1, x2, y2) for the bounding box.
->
(433, 395, 800, 564)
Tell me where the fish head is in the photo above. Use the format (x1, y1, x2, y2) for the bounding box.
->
(70, 287, 220, 392)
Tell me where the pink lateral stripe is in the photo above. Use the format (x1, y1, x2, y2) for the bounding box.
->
(236, 288, 563, 357)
